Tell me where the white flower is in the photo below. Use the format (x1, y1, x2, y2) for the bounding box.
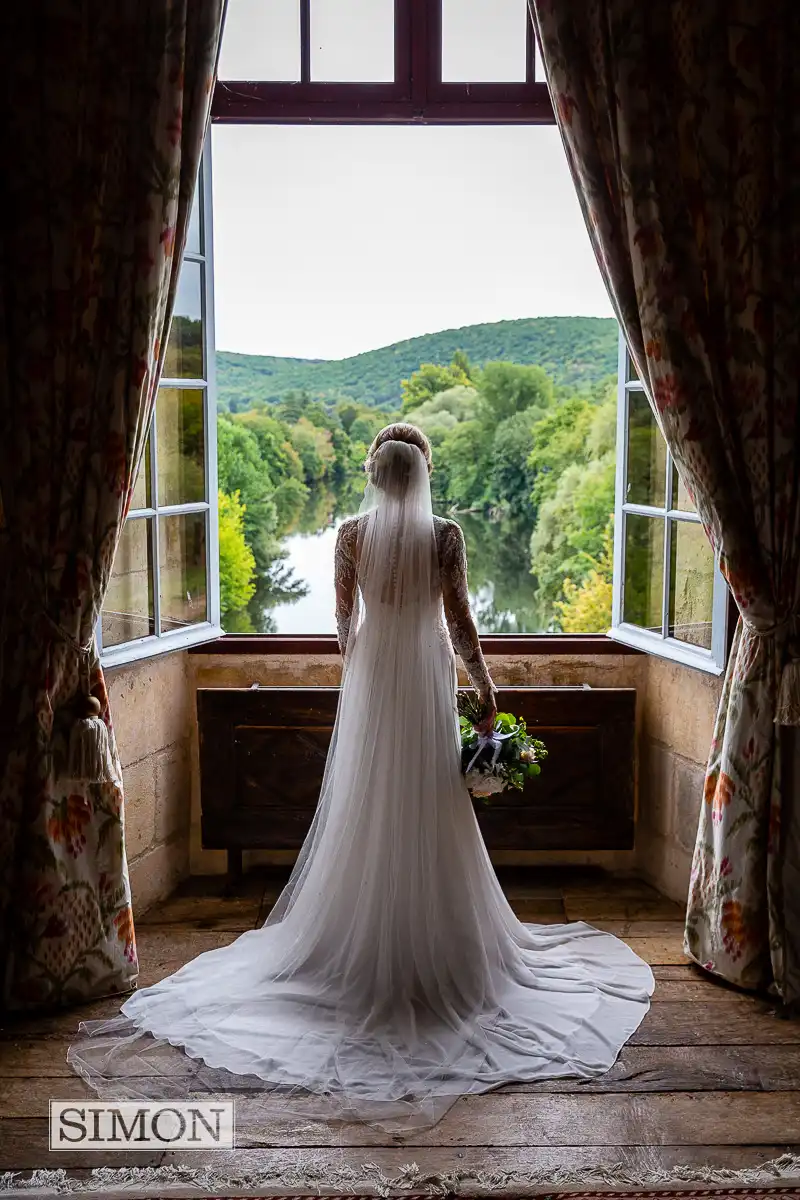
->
(465, 770, 506, 798)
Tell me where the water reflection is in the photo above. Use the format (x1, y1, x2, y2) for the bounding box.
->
(245, 485, 549, 635)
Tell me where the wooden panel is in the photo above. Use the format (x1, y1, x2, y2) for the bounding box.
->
(631, 1001, 800, 1045)
(198, 686, 635, 857)
(7, 1043, 800, 1093)
(7, 1089, 799, 1148)
(2, 1128, 794, 1174)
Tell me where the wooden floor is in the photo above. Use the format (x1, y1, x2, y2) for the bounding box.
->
(2, 866, 799, 1189)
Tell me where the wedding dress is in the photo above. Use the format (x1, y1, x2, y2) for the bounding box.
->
(68, 440, 654, 1133)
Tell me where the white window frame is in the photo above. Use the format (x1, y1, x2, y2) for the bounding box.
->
(609, 335, 728, 675)
(99, 139, 222, 669)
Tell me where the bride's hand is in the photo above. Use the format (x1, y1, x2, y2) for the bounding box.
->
(475, 689, 498, 735)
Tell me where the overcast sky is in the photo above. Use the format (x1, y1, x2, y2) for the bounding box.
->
(209, 2, 613, 362)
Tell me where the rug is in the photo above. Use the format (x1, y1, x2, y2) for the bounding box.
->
(3, 1192, 800, 1200)
(3, 1160, 800, 1199)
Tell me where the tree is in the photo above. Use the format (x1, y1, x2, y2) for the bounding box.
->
(478, 362, 554, 425)
(278, 389, 312, 423)
(218, 491, 257, 618)
(554, 520, 614, 633)
(337, 400, 360, 433)
(527, 396, 594, 509)
(530, 454, 616, 612)
(440, 420, 491, 511)
(216, 416, 290, 574)
(289, 416, 336, 484)
(235, 409, 305, 484)
(401, 354, 473, 414)
(488, 411, 540, 518)
(349, 412, 384, 446)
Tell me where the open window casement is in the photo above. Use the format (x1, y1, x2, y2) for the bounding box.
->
(98, 138, 222, 668)
(609, 332, 728, 674)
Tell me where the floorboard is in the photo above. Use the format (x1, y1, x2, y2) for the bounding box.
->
(2, 868, 798, 1188)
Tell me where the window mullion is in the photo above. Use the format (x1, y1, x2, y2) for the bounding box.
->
(300, 0, 310, 83)
(151, 513, 162, 638)
(150, 404, 162, 637)
(611, 334, 629, 630)
(661, 514, 671, 641)
(662, 452, 674, 640)
(666, 508, 702, 524)
(202, 137, 221, 631)
(156, 501, 210, 518)
(623, 502, 667, 519)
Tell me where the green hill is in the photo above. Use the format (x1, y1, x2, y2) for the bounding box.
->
(216, 316, 618, 412)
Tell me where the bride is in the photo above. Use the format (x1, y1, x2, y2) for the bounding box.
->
(69, 423, 654, 1132)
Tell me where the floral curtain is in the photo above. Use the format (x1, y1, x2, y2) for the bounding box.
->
(0, 1, 224, 1010)
(531, 0, 800, 998)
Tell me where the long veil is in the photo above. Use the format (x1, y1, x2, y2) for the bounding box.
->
(263, 439, 442, 937)
(67, 439, 653, 1135)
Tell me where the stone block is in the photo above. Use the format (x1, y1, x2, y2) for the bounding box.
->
(636, 827, 693, 906)
(155, 739, 191, 843)
(638, 739, 674, 838)
(121, 755, 157, 860)
(109, 652, 191, 768)
(129, 838, 189, 916)
(641, 656, 721, 767)
(673, 755, 706, 854)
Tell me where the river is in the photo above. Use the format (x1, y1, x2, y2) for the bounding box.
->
(261, 491, 551, 636)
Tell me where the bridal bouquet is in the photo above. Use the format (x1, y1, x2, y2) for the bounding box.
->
(457, 692, 548, 803)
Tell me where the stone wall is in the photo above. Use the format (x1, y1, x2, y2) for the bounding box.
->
(108, 650, 193, 913)
(108, 645, 723, 911)
(637, 656, 723, 902)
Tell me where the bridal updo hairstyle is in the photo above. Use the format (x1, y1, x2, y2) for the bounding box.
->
(365, 424, 433, 494)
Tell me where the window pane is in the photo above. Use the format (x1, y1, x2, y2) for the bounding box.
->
(129, 439, 151, 511)
(159, 512, 207, 631)
(626, 390, 667, 508)
(671, 464, 696, 512)
(218, 0, 301, 81)
(442, 0, 527, 83)
(669, 520, 714, 649)
(311, 0, 394, 82)
(164, 261, 203, 380)
(102, 519, 155, 647)
(623, 514, 664, 632)
(156, 388, 206, 507)
(626, 354, 641, 383)
(185, 185, 202, 256)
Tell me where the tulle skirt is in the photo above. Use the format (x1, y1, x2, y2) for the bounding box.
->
(68, 610, 654, 1133)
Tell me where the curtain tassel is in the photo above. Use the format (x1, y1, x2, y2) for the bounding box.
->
(67, 695, 118, 784)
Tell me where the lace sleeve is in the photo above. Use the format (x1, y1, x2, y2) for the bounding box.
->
(439, 521, 495, 701)
(334, 518, 358, 657)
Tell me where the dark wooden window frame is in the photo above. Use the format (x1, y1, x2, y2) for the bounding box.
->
(212, 0, 555, 125)
(205, 3, 636, 659)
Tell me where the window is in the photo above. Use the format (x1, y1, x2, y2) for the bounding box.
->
(100, 5, 728, 661)
(209, 6, 630, 644)
(99, 144, 221, 667)
(212, 122, 617, 637)
(213, 0, 552, 125)
(610, 338, 728, 673)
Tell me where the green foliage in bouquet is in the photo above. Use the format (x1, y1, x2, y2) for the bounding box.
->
(457, 690, 548, 802)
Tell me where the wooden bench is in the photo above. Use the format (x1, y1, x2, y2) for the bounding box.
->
(197, 686, 636, 881)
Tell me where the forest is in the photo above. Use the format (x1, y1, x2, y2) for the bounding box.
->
(216, 316, 617, 411)
(214, 317, 619, 636)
